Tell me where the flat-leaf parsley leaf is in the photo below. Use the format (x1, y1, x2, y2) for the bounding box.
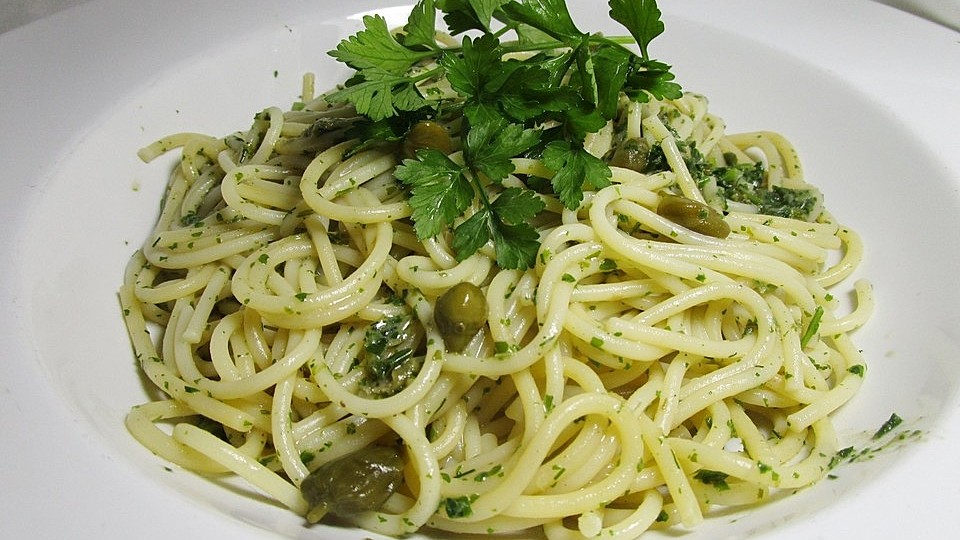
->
(326, 0, 680, 268)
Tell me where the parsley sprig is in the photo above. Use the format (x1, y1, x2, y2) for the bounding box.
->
(326, 0, 681, 269)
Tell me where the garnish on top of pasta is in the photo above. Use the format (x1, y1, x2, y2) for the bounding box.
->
(120, 1, 873, 538)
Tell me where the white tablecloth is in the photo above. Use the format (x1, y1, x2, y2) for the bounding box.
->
(2, 0, 959, 36)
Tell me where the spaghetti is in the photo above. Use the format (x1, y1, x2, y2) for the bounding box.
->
(120, 15, 871, 540)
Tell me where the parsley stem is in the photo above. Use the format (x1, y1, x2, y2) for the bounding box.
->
(799, 305, 824, 348)
(492, 24, 514, 40)
(467, 168, 495, 211)
(497, 34, 636, 55)
(604, 35, 640, 45)
(498, 40, 568, 54)
(409, 66, 444, 83)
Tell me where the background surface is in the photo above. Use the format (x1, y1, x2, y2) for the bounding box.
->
(2, 0, 960, 34)
(1, 2, 958, 540)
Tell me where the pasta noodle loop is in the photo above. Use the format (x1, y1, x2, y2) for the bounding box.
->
(121, 74, 870, 540)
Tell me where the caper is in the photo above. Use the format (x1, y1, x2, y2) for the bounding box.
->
(300, 445, 404, 524)
(657, 194, 731, 239)
(609, 137, 651, 173)
(434, 282, 487, 352)
(402, 120, 453, 159)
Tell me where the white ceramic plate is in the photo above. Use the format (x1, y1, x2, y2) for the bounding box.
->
(2, 1, 959, 539)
